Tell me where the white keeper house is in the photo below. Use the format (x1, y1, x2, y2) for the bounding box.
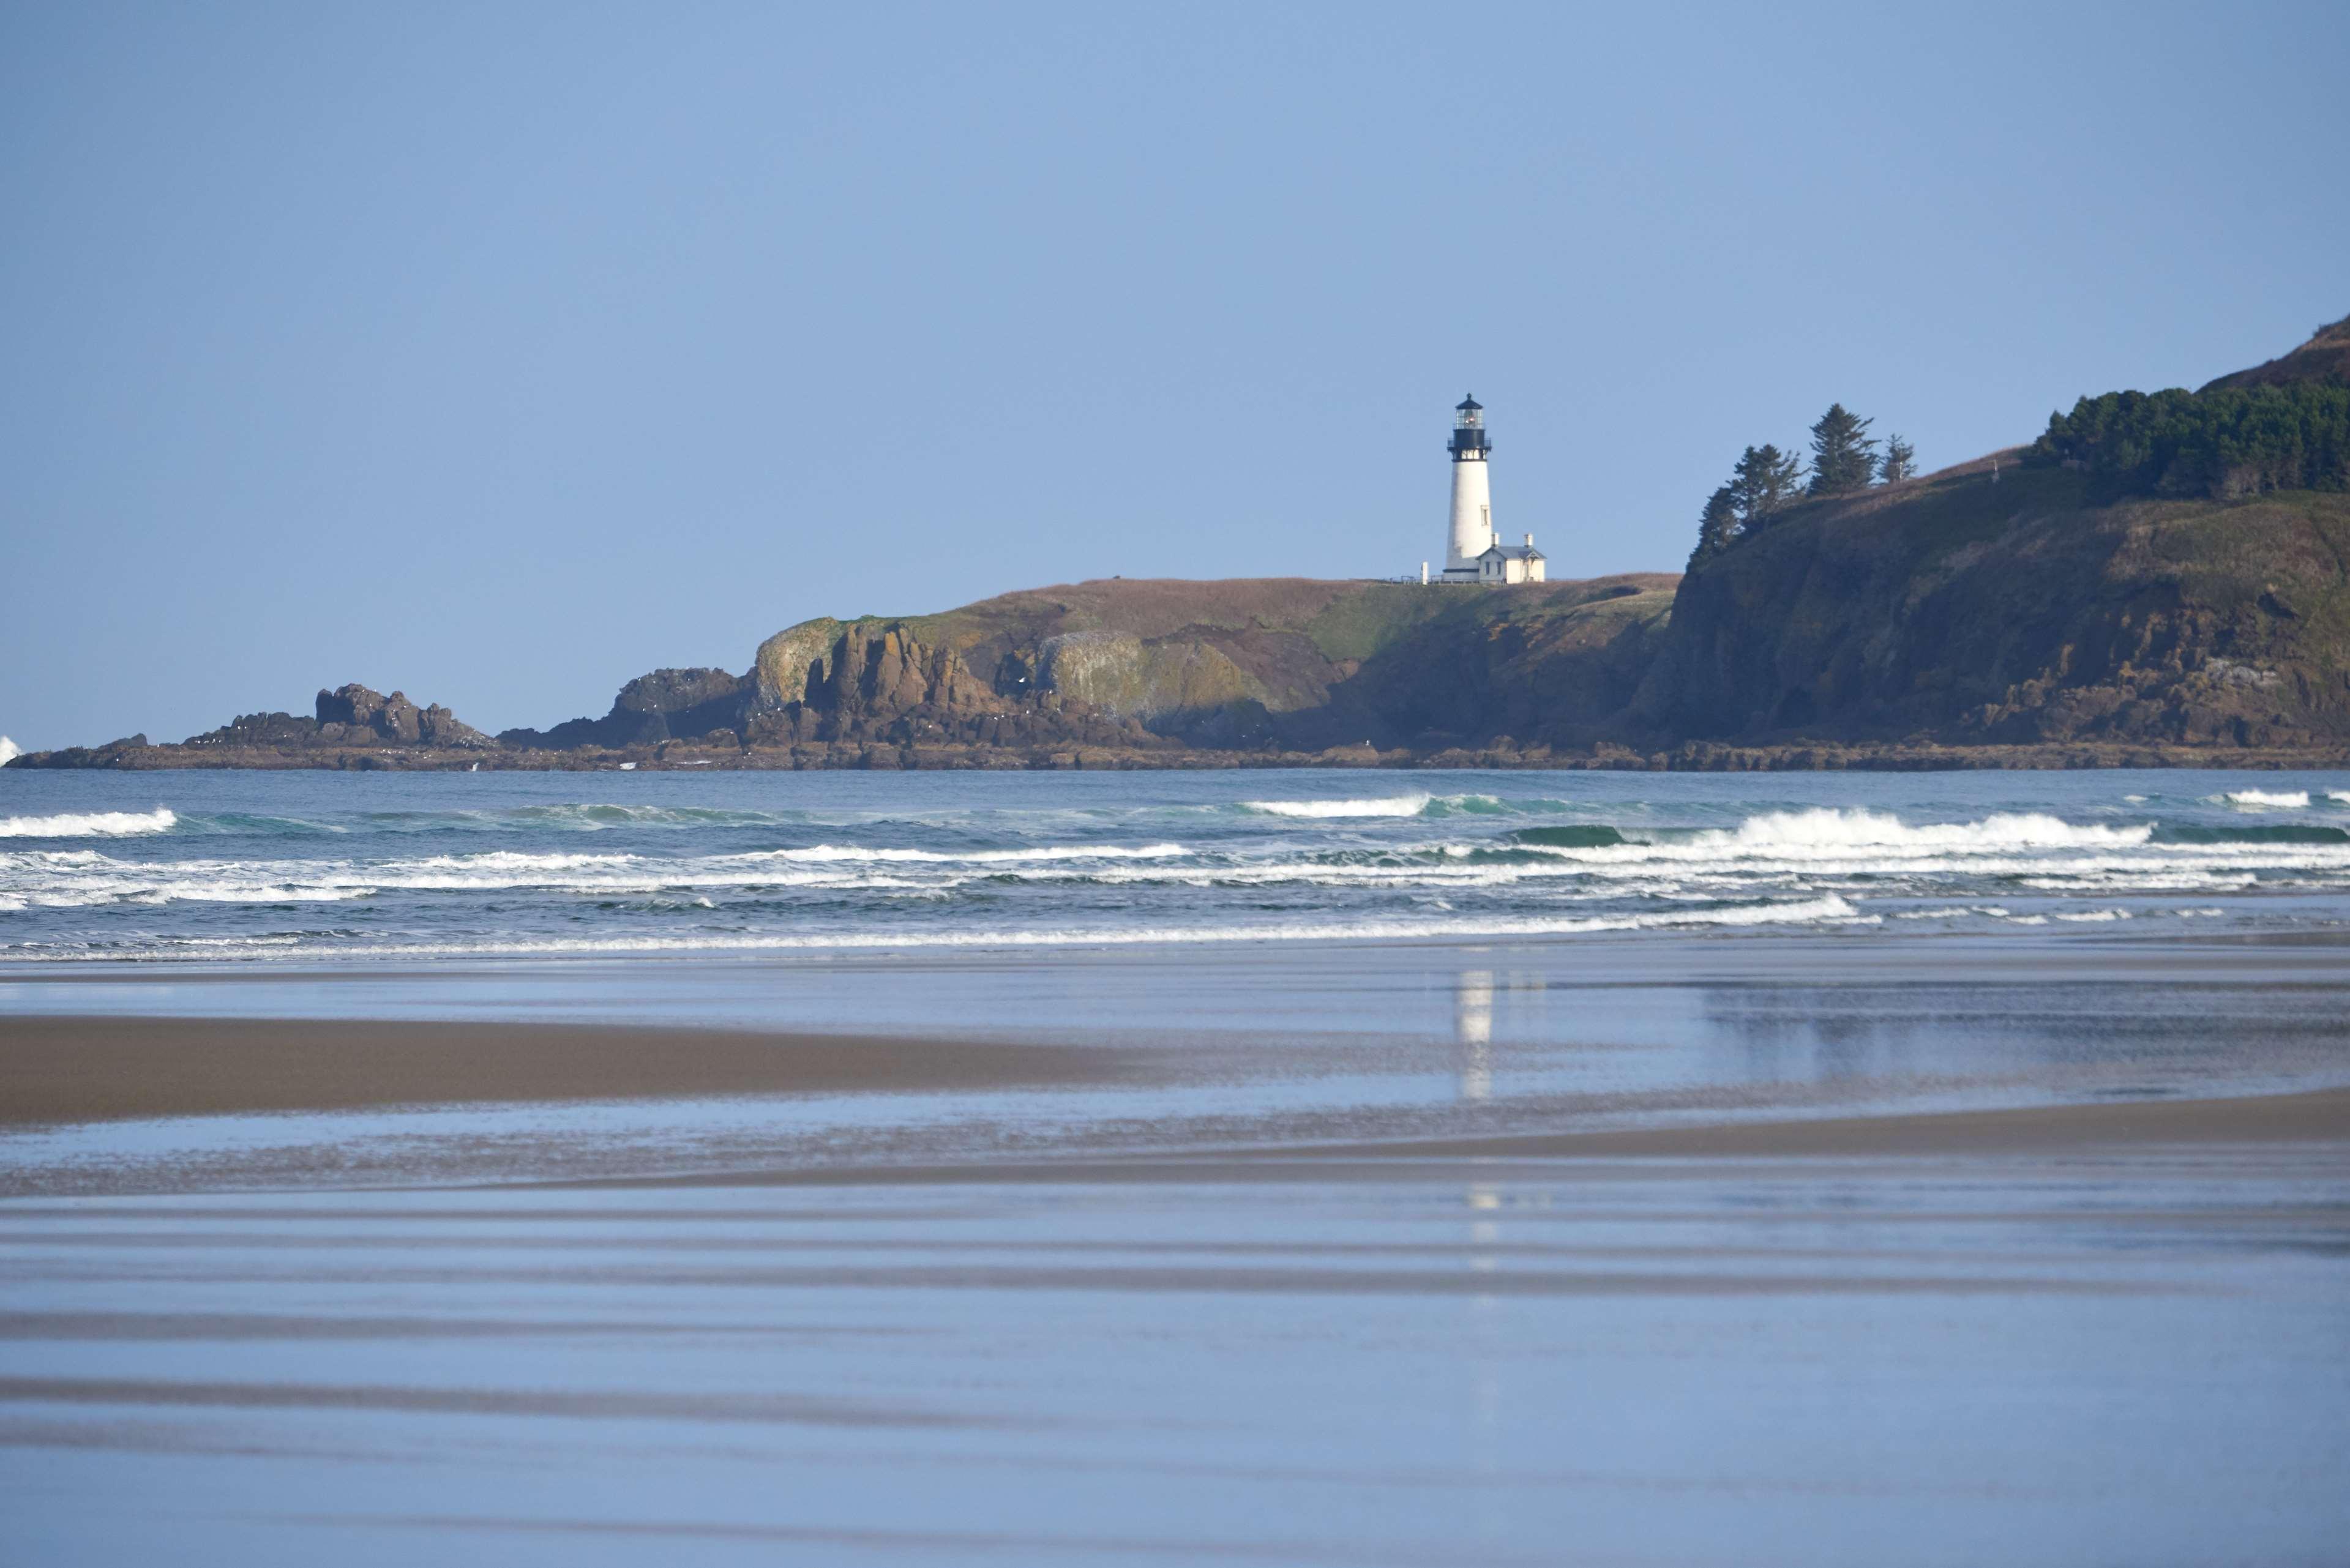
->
(1426, 394, 1545, 584)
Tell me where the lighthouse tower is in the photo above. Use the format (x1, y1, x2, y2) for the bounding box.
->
(1443, 394, 1495, 578)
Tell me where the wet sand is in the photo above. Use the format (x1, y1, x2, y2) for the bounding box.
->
(6, 1124, 2346, 1566)
(587, 1083, 2350, 1190)
(4, 941, 2348, 1563)
(0, 1014, 1141, 1127)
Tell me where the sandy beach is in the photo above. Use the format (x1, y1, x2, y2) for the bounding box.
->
(4, 941, 2349, 1565)
(0, 1014, 1141, 1129)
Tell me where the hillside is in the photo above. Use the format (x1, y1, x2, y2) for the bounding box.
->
(2201, 312, 2350, 392)
(594, 573, 1676, 758)
(1635, 457, 2350, 749)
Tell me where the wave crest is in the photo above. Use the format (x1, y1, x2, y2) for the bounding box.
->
(1243, 794, 1431, 818)
(2220, 790, 2310, 808)
(1709, 808, 2149, 853)
(0, 807, 176, 839)
(748, 842, 1189, 865)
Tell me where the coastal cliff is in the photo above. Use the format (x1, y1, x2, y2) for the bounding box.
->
(1637, 457, 2350, 750)
(729, 574, 1674, 756)
(501, 573, 1677, 766)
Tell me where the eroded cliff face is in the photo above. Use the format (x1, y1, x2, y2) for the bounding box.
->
(1634, 455, 2350, 747)
(716, 577, 1678, 755)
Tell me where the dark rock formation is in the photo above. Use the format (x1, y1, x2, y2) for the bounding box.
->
(502, 666, 752, 750)
(165, 685, 492, 755)
(310, 683, 490, 748)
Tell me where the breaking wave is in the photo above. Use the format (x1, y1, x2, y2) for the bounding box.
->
(0, 736, 20, 767)
(744, 842, 1190, 865)
(7, 774, 2350, 962)
(0, 807, 177, 839)
(2220, 789, 2310, 808)
(1243, 794, 1432, 818)
(1, 893, 1871, 961)
(1240, 792, 1526, 819)
(1501, 809, 2157, 864)
(1705, 808, 2149, 852)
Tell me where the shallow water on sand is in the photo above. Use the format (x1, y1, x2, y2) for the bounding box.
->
(4, 933, 2349, 1195)
(4, 1152, 2347, 1567)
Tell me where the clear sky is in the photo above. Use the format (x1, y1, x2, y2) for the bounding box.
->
(3, 2, 2345, 750)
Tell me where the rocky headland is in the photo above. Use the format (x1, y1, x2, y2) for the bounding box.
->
(13, 318, 2349, 773)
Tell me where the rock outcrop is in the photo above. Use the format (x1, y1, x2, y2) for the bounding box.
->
(91, 684, 501, 763)
(313, 684, 492, 749)
(501, 668, 747, 750)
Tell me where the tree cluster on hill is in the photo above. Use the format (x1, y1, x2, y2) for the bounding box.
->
(1686, 405, 1915, 569)
(2030, 381, 2349, 501)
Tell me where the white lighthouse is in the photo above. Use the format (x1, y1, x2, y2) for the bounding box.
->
(1436, 394, 1544, 584)
(1443, 394, 1494, 576)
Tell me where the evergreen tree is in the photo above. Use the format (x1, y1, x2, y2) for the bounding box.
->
(1731, 443, 1805, 527)
(1807, 403, 1879, 494)
(1688, 483, 1740, 570)
(1879, 433, 1916, 485)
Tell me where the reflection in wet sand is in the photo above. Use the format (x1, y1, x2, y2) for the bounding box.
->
(1454, 969, 1494, 1101)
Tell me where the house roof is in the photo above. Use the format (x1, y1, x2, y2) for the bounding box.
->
(1478, 542, 1544, 560)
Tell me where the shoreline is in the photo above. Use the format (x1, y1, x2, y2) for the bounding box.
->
(570, 1085, 2350, 1190)
(3, 1009, 2344, 1182)
(11, 741, 2350, 773)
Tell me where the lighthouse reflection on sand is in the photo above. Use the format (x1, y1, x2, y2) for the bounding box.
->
(1455, 969, 1494, 1100)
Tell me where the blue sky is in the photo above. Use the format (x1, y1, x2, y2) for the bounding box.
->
(3, 2, 2345, 749)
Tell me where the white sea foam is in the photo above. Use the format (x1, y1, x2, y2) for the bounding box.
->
(1243, 794, 1431, 818)
(1512, 809, 2154, 867)
(2220, 790, 2310, 808)
(746, 842, 1191, 865)
(0, 893, 1873, 961)
(2328, 791, 2350, 806)
(0, 807, 176, 839)
(0, 736, 19, 767)
(1716, 808, 2149, 851)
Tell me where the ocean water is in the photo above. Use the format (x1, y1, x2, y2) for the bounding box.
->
(3, 766, 2349, 965)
